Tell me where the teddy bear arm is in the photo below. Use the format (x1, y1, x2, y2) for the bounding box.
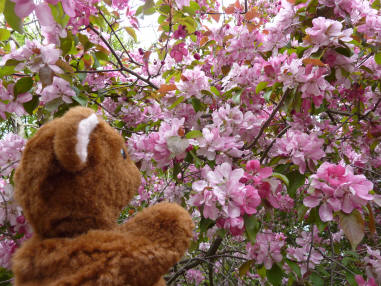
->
(118, 240, 180, 286)
(119, 202, 194, 259)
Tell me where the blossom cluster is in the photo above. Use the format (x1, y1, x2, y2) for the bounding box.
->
(246, 231, 286, 270)
(303, 163, 374, 222)
(0, 133, 25, 176)
(0, 179, 32, 268)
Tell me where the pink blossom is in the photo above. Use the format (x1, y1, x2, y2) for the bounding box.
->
(186, 269, 204, 285)
(177, 66, 209, 99)
(11, 0, 35, 18)
(0, 240, 17, 269)
(355, 276, 378, 286)
(175, 0, 190, 9)
(173, 25, 187, 39)
(242, 159, 272, 184)
(190, 180, 219, 220)
(247, 231, 285, 269)
(242, 185, 261, 215)
(304, 162, 374, 221)
(0, 81, 32, 118)
(305, 17, 353, 47)
(196, 127, 244, 160)
(35, 3, 55, 26)
(219, 217, 244, 236)
(38, 76, 75, 104)
(287, 228, 324, 275)
(190, 162, 265, 229)
(170, 43, 188, 63)
(0, 134, 25, 176)
(206, 163, 245, 218)
(363, 246, 381, 284)
(271, 129, 325, 174)
(357, 14, 381, 41)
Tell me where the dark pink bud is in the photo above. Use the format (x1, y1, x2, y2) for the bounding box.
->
(193, 53, 201, 60)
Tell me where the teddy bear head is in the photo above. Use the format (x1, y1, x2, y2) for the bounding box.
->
(14, 107, 141, 238)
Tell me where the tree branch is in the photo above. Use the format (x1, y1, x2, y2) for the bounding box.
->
(88, 25, 159, 90)
(166, 236, 223, 285)
(246, 89, 290, 150)
(97, 9, 142, 67)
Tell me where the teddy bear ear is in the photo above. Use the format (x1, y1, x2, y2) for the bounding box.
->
(53, 107, 100, 172)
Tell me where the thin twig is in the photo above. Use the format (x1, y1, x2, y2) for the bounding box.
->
(246, 89, 290, 150)
(328, 224, 335, 286)
(88, 25, 159, 90)
(97, 9, 142, 67)
(260, 125, 290, 163)
(306, 226, 314, 272)
(315, 248, 357, 275)
(75, 69, 122, 74)
(166, 237, 223, 285)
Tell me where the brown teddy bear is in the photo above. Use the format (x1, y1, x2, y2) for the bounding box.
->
(12, 106, 194, 286)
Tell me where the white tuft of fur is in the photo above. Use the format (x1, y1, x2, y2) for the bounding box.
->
(75, 113, 99, 163)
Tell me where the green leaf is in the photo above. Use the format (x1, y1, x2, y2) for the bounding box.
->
(94, 51, 109, 62)
(200, 217, 214, 233)
(232, 90, 241, 104)
(182, 1, 200, 15)
(210, 86, 220, 97)
(309, 272, 325, 286)
(0, 29, 11, 41)
(60, 32, 73, 56)
(335, 46, 353, 57)
(339, 210, 365, 250)
(4, 0, 23, 33)
(159, 4, 170, 14)
(0, 65, 15, 77)
(14, 77, 33, 97)
(239, 261, 252, 277)
(191, 97, 202, 112)
(49, 2, 70, 27)
(72, 94, 88, 106)
(23, 95, 39, 115)
(286, 171, 305, 198)
(257, 265, 266, 279)
(371, 0, 380, 10)
(286, 259, 301, 278)
(272, 172, 289, 186)
(125, 27, 137, 42)
(244, 215, 260, 244)
(141, 0, 155, 15)
(0, 267, 13, 286)
(45, 97, 62, 112)
(168, 96, 185, 109)
(185, 130, 202, 139)
(78, 33, 94, 51)
(375, 53, 381, 65)
(0, 0, 5, 13)
(173, 161, 181, 179)
(263, 90, 272, 102)
(256, 81, 268, 94)
(345, 273, 358, 286)
(267, 263, 283, 286)
(178, 16, 197, 34)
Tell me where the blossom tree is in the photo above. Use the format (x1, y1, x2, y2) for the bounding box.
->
(0, 0, 381, 284)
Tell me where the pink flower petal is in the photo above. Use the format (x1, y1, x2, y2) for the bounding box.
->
(61, 0, 76, 17)
(303, 195, 321, 208)
(319, 202, 333, 222)
(35, 3, 55, 27)
(13, 0, 35, 18)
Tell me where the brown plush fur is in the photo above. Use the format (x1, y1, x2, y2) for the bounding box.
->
(12, 107, 194, 285)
